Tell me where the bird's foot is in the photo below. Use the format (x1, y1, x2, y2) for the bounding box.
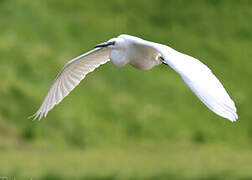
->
(159, 56, 168, 66)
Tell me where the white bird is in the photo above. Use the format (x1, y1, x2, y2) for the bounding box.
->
(32, 34, 238, 122)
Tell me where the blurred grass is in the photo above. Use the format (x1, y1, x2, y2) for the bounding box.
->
(1, 141, 252, 179)
(0, 0, 251, 179)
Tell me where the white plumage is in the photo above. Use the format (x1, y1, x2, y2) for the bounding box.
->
(32, 34, 238, 122)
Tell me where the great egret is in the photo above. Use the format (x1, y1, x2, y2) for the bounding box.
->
(32, 34, 238, 122)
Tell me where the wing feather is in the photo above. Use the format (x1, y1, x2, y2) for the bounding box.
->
(32, 47, 110, 120)
(129, 36, 238, 121)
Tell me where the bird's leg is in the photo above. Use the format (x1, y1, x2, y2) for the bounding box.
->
(159, 56, 168, 66)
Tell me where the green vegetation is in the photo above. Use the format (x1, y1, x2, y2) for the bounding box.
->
(0, 0, 251, 179)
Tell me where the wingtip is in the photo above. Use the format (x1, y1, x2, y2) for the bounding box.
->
(28, 111, 44, 121)
(28, 114, 36, 121)
(228, 112, 238, 122)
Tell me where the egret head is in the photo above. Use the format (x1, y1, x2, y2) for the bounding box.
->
(94, 38, 125, 49)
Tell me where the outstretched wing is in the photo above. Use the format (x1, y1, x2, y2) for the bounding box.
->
(126, 35, 238, 122)
(32, 47, 110, 120)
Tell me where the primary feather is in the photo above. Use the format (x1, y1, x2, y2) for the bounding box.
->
(32, 48, 109, 120)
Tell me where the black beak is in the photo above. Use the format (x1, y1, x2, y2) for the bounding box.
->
(94, 41, 115, 48)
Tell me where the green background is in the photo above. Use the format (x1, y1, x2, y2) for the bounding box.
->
(0, 0, 251, 179)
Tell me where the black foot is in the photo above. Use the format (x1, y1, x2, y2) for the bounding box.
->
(162, 62, 169, 66)
(159, 56, 168, 66)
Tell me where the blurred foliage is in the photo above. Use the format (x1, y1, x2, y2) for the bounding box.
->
(0, 0, 251, 179)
